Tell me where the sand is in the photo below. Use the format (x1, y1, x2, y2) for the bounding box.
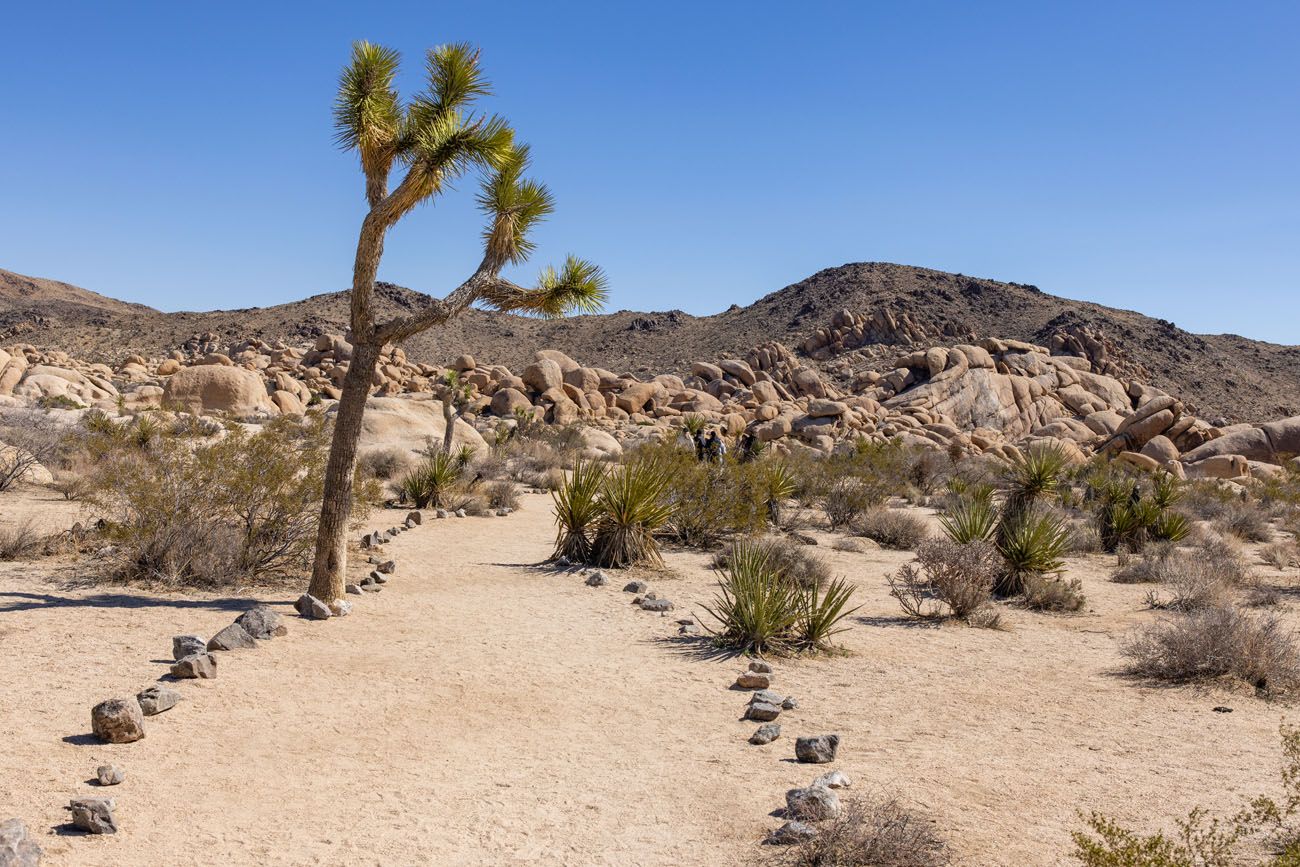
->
(1, 488, 1297, 866)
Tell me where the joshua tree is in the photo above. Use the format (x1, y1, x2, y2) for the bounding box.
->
(436, 370, 472, 454)
(308, 41, 607, 603)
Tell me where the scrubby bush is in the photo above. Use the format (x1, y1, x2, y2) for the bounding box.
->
(485, 479, 519, 511)
(1073, 726, 1300, 866)
(1021, 573, 1086, 612)
(702, 538, 859, 654)
(1123, 605, 1300, 696)
(1214, 500, 1274, 543)
(84, 416, 341, 585)
(777, 794, 950, 867)
(854, 508, 928, 550)
(888, 539, 1000, 625)
(824, 478, 885, 530)
(0, 520, 43, 561)
(0, 409, 62, 493)
(1262, 541, 1300, 570)
(358, 446, 413, 481)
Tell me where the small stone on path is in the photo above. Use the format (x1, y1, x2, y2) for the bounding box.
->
(813, 770, 852, 789)
(766, 820, 817, 845)
(136, 685, 180, 716)
(623, 581, 647, 593)
(171, 635, 206, 661)
(735, 670, 771, 689)
(0, 818, 41, 864)
(795, 734, 840, 764)
(95, 765, 124, 786)
(294, 594, 331, 620)
(786, 785, 841, 821)
(68, 798, 117, 834)
(170, 653, 216, 679)
(749, 723, 782, 745)
(744, 701, 782, 722)
(206, 623, 256, 652)
(234, 606, 287, 639)
(585, 571, 607, 587)
(91, 699, 145, 744)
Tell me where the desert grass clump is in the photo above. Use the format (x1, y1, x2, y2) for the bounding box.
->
(590, 459, 673, 568)
(710, 537, 831, 590)
(1123, 604, 1300, 696)
(485, 479, 520, 511)
(358, 446, 413, 481)
(397, 450, 465, 509)
(776, 794, 950, 867)
(1262, 541, 1300, 570)
(1021, 573, 1086, 612)
(702, 538, 859, 654)
(551, 459, 607, 563)
(0, 520, 43, 561)
(888, 539, 1000, 625)
(1214, 499, 1274, 543)
(823, 478, 884, 530)
(853, 507, 928, 550)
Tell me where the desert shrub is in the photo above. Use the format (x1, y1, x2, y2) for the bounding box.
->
(1123, 605, 1300, 696)
(1262, 541, 1300, 570)
(854, 508, 928, 550)
(709, 537, 831, 590)
(398, 451, 465, 509)
(777, 794, 950, 867)
(888, 539, 1000, 624)
(485, 479, 519, 511)
(85, 417, 334, 585)
(471, 449, 509, 481)
(0, 409, 62, 493)
(1022, 573, 1086, 612)
(358, 446, 412, 481)
(1214, 500, 1274, 543)
(551, 459, 607, 563)
(823, 478, 884, 529)
(660, 451, 767, 547)
(590, 458, 673, 568)
(50, 469, 90, 502)
(1066, 517, 1106, 554)
(1073, 726, 1300, 866)
(1117, 538, 1251, 602)
(0, 520, 43, 561)
(702, 538, 859, 654)
(1179, 480, 1243, 522)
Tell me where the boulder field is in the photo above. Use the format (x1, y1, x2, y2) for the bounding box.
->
(1, 304, 1297, 483)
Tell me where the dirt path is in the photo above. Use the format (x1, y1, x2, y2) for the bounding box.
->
(1, 491, 1294, 865)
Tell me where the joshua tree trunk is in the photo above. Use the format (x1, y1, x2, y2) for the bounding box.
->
(441, 397, 458, 454)
(307, 340, 381, 601)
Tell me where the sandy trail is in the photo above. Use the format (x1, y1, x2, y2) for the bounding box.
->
(1, 490, 1296, 866)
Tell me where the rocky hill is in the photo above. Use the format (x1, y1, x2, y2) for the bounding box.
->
(3, 262, 1297, 422)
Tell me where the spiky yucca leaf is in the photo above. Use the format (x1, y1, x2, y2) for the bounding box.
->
(398, 451, 464, 509)
(940, 497, 998, 544)
(700, 540, 801, 655)
(996, 510, 1070, 596)
(590, 459, 672, 568)
(1003, 443, 1070, 518)
(798, 577, 861, 650)
(551, 460, 608, 563)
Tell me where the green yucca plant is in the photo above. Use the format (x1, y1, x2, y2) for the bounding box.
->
(761, 462, 797, 525)
(1151, 509, 1191, 543)
(701, 540, 801, 654)
(996, 510, 1070, 596)
(940, 497, 998, 544)
(398, 450, 464, 508)
(590, 459, 673, 568)
(797, 576, 861, 651)
(682, 414, 708, 438)
(1002, 442, 1070, 520)
(550, 459, 607, 563)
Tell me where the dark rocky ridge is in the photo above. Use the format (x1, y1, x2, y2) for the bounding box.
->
(3, 262, 1296, 422)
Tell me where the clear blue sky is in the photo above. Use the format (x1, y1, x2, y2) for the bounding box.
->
(2, 1, 1296, 343)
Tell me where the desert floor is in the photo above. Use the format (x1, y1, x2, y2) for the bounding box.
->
(2, 487, 1297, 866)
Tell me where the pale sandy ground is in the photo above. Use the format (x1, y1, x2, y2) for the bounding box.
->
(2, 487, 1299, 866)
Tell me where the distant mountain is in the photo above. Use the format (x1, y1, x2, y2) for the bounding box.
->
(2, 262, 1297, 422)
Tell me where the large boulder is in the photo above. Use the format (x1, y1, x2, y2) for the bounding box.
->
(162, 365, 275, 417)
(490, 387, 533, 417)
(521, 359, 563, 394)
(350, 396, 487, 459)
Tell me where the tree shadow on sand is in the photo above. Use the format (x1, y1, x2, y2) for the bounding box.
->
(649, 632, 742, 662)
(0, 591, 289, 615)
